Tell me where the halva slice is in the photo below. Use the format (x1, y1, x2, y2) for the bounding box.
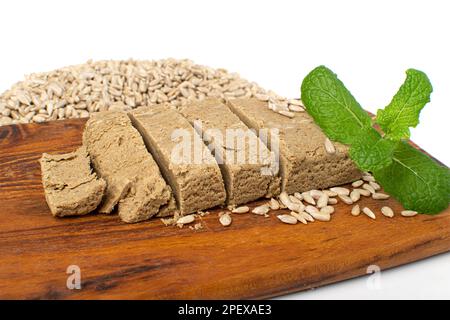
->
(179, 99, 280, 205)
(82, 111, 173, 223)
(40, 146, 106, 217)
(227, 98, 361, 194)
(129, 105, 226, 215)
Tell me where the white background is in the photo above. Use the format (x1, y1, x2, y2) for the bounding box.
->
(0, 0, 449, 299)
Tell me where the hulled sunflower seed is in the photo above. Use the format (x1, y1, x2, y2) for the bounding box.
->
(372, 193, 390, 200)
(305, 205, 319, 216)
(277, 214, 298, 225)
(290, 211, 308, 224)
(354, 188, 371, 197)
(232, 206, 250, 214)
(317, 193, 329, 208)
(219, 213, 232, 227)
(323, 190, 338, 197)
(302, 192, 316, 205)
(288, 99, 304, 107)
(306, 208, 331, 222)
(301, 212, 315, 222)
(362, 183, 376, 194)
(381, 206, 394, 218)
(269, 198, 280, 210)
(288, 104, 305, 112)
(350, 189, 361, 202)
(329, 187, 350, 196)
(328, 198, 338, 205)
(176, 215, 196, 225)
(362, 175, 376, 182)
(352, 180, 364, 188)
(401, 210, 418, 217)
(369, 181, 381, 191)
(309, 190, 323, 200)
(362, 207, 376, 220)
(278, 110, 295, 118)
(252, 205, 270, 215)
(324, 138, 336, 154)
(320, 206, 335, 215)
(338, 194, 354, 205)
(351, 204, 361, 216)
(289, 195, 303, 204)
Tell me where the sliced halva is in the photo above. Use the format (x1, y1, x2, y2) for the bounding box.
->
(179, 98, 280, 205)
(130, 105, 226, 215)
(82, 111, 173, 223)
(227, 98, 361, 194)
(40, 146, 106, 217)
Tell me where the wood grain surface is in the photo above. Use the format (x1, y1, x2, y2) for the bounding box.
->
(0, 119, 449, 300)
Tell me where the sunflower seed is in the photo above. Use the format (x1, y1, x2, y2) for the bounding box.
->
(309, 190, 323, 199)
(279, 191, 291, 207)
(381, 206, 394, 218)
(305, 206, 331, 222)
(269, 198, 280, 210)
(338, 194, 354, 205)
(301, 211, 315, 222)
(324, 138, 336, 154)
(372, 193, 390, 200)
(351, 204, 361, 216)
(176, 215, 196, 225)
(219, 213, 232, 226)
(289, 195, 303, 204)
(352, 180, 364, 188)
(362, 183, 376, 194)
(350, 189, 361, 202)
(320, 206, 335, 215)
(277, 214, 298, 225)
(288, 99, 304, 107)
(401, 210, 418, 217)
(329, 187, 350, 196)
(323, 190, 338, 197)
(232, 206, 250, 214)
(328, 198, 338, 205)
(252, 205, 270, 215)
(288, 104, 305, 112)
(369, 181, 381, 191)
(278, 110, 295, 118)
(302, 192, 316, 205)
(290, 211, 308, 224)
(362, 174, 376, 182)
(362, 207, 376, 219)
(317, 193, 329, 208)
(354, 188, 371, 197)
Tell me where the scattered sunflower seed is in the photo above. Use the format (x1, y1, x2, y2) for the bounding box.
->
(369, 181, 381, 191)
(277, 214, 298, 225)
(219, 213, 232, 227)
(252, 205, 270, 215)
(302, 192, 316, 205)
(290, 211, 308, 224)
(317, 193, 329, 208)
(232, 206, 250, 214)
(269, 198, 280, 210)
(372, 193, 390, 200)
(381, 206, 394, 218)
(362, 207, 376, 220)
(351, 204, 361, 216)
(176, 215, 196, 225)
(354, 188, 371, 197)
(320, 206, 335, 215)
(362, 183, 376, 194)
(401, 210, 418, 217)
(328, 198, 338, 205)
(338, 194, 354, 205)
(350, 189, 361, 202)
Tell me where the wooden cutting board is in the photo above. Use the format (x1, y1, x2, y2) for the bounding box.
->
(0, 119, 449, 300)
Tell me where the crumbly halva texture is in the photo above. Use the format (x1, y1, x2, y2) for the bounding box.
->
(39, 146, 106, 217)
(179, 98, 280, 205)
(82, 111, 174, 223)
(227, 98, 361, 194)
(129, 105, 226, 214)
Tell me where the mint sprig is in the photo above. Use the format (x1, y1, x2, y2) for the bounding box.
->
(377, 69, 433, 140)
(301, 66, 449, 214)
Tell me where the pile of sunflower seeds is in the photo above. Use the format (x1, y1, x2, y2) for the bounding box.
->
(0, 58, 293, 126)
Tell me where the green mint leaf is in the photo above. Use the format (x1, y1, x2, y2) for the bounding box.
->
(301, 65, 372, 144)
(373, 141, 450, 214)
(349, 128, 397, 171)
(376, 69, 433, 140)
